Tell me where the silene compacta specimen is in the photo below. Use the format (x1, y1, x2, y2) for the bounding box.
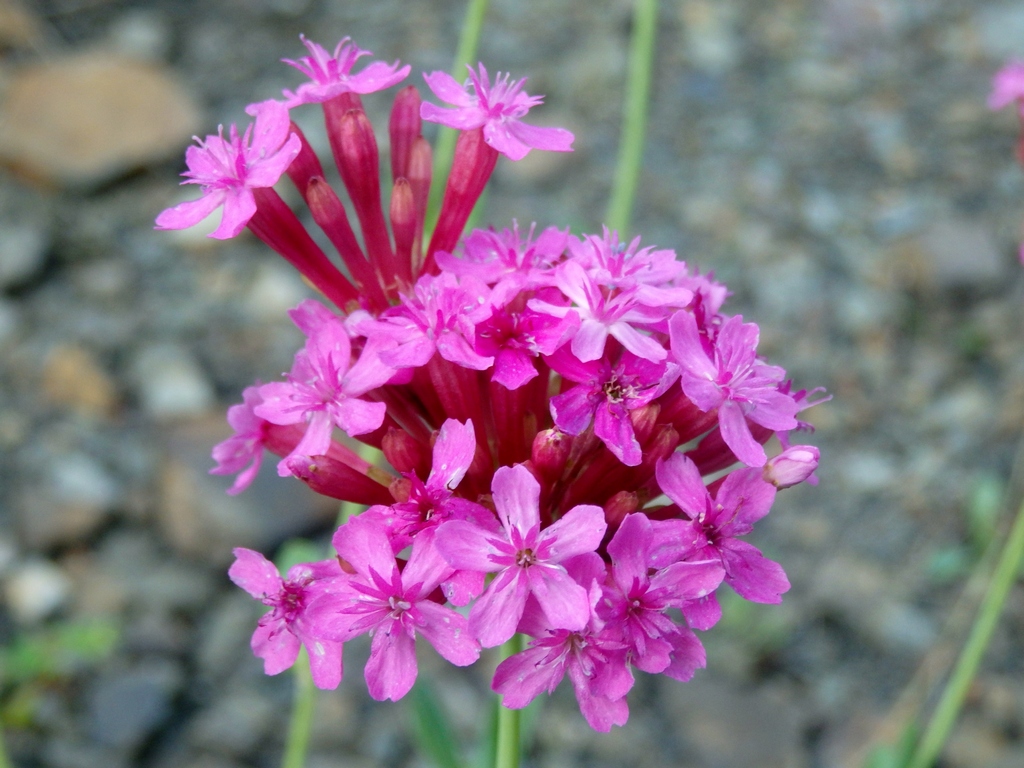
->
(156, 35, 826, 731)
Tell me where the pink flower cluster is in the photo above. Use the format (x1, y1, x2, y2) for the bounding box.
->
(159, 36, 825, 731)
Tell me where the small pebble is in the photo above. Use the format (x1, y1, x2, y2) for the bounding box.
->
(5, 559, 71, 623)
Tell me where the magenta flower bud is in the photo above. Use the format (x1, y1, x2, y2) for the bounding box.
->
(407, 137, 432, 248)
(334, 110, 397, 272)
(629, 402, 661, 446)
(531, 428, 572, 483)
(284, 121, 325, 197)
(390, 177, 416, 272)
(763, 445, 820, 489)
(603, 492, 639, 529)
(424, 127, 499, 270)
(284, 454, 394, 507)
(305, 177, 386, 309)
(382, 426, 430, 476)
(389, 85, 422, 182)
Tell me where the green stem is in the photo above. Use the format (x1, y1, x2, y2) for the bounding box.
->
(605, 0, 658, 236)
(494, 633, 524, 768)
(907, 496, 1024, 768)
(0, 725, 12, 768)
(426, 0, 491, 233)
(281, 647, 316, 768)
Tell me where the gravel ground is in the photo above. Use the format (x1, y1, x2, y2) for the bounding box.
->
(3, 0, 1024, 766)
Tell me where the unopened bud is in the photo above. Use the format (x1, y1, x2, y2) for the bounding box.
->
(390, 177, 416, 266)
(604, 492, 639, 528)
(389, 85, 422, 182)
(630, 402, 661, 445)
(763, 445, 819, 488)
(531, 428, 572, 483)
(382, 427, 429, 476)
(284, 121, 325, 196)
(285, 454, 392, 506)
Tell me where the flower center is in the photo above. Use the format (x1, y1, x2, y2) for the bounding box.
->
(515, 548, 536, 568)
(387, 595, 411, 618)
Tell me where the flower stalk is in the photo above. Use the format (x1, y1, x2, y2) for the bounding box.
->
(605, 0, 658, 235)
(426, 0, 491, 233)
(282, 648, 316, 768)
(495, 634, 524, 768)
(907, 494, 1024, 768)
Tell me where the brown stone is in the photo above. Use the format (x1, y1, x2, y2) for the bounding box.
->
(0, 0, 46, 52)
(42, 344, 118, 418)
(0, 50, 202, 187)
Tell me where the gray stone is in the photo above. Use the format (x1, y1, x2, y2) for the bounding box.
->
(195, 593, 260, 682)
(0, 298, 19, 346)
(0, 223, 48, 289)
(108, 10, 172, 61)
(3, 559, 70, 623)
(132, 343, 215, 420)
(88, 660, 183, 750)
(661, 678, 807, 768)
(16, 451, 119, 549)
(976, 2, 1024, 59)
(914, 217, 1006, 291)
(41, 739, 130, 768)
(188, 688, 275, 755)
(157, 419, 336, 563)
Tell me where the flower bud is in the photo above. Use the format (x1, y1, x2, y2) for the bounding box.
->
(382, 427, 430, 477)
(604, 492, 639, 528)
(389, 85, 422, 182)
(763, 445, 820, 488)
(531, 428, 572, 483)
(285, 454, 393, 506)
(284, 121, 325, 197)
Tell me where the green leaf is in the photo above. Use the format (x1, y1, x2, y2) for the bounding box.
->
(408, 676, 465, 768)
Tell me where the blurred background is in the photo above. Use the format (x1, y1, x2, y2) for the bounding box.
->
(1, 0, 1023, 766)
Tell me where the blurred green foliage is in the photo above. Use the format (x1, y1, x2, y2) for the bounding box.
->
(0, 618, 119, 727)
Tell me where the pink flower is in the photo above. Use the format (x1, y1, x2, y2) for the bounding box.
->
(656, 453, 790, 604)
(475, 304, 578, 390)
(492, 553, 633, 732)
(367, 272, 494, 371)
(435, 464, 607, 647)
(155, 100, 300, 239)
(436, 223, 569, 295)
(670, 311, 799, 467)
(229, 548, 344, 690)
(255, 315, 392, 473)
(547, 348, 678, 466)
(210, 385, 269, 495)
(598, 513, 723, 677)
(307, 520, 480, 701)
(569, 228, 685, 290)
(421, 64, 574, 160)
(282, 36, 411, 107)
(531, 260, 690, 363)
(990, 60, 1024, 112)
(362, 418, 494, 547)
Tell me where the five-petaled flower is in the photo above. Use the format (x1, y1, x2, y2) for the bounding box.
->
(155, 100, 300, 239)
(421, 64, 575, 160)
(282, 35, 411, 107)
